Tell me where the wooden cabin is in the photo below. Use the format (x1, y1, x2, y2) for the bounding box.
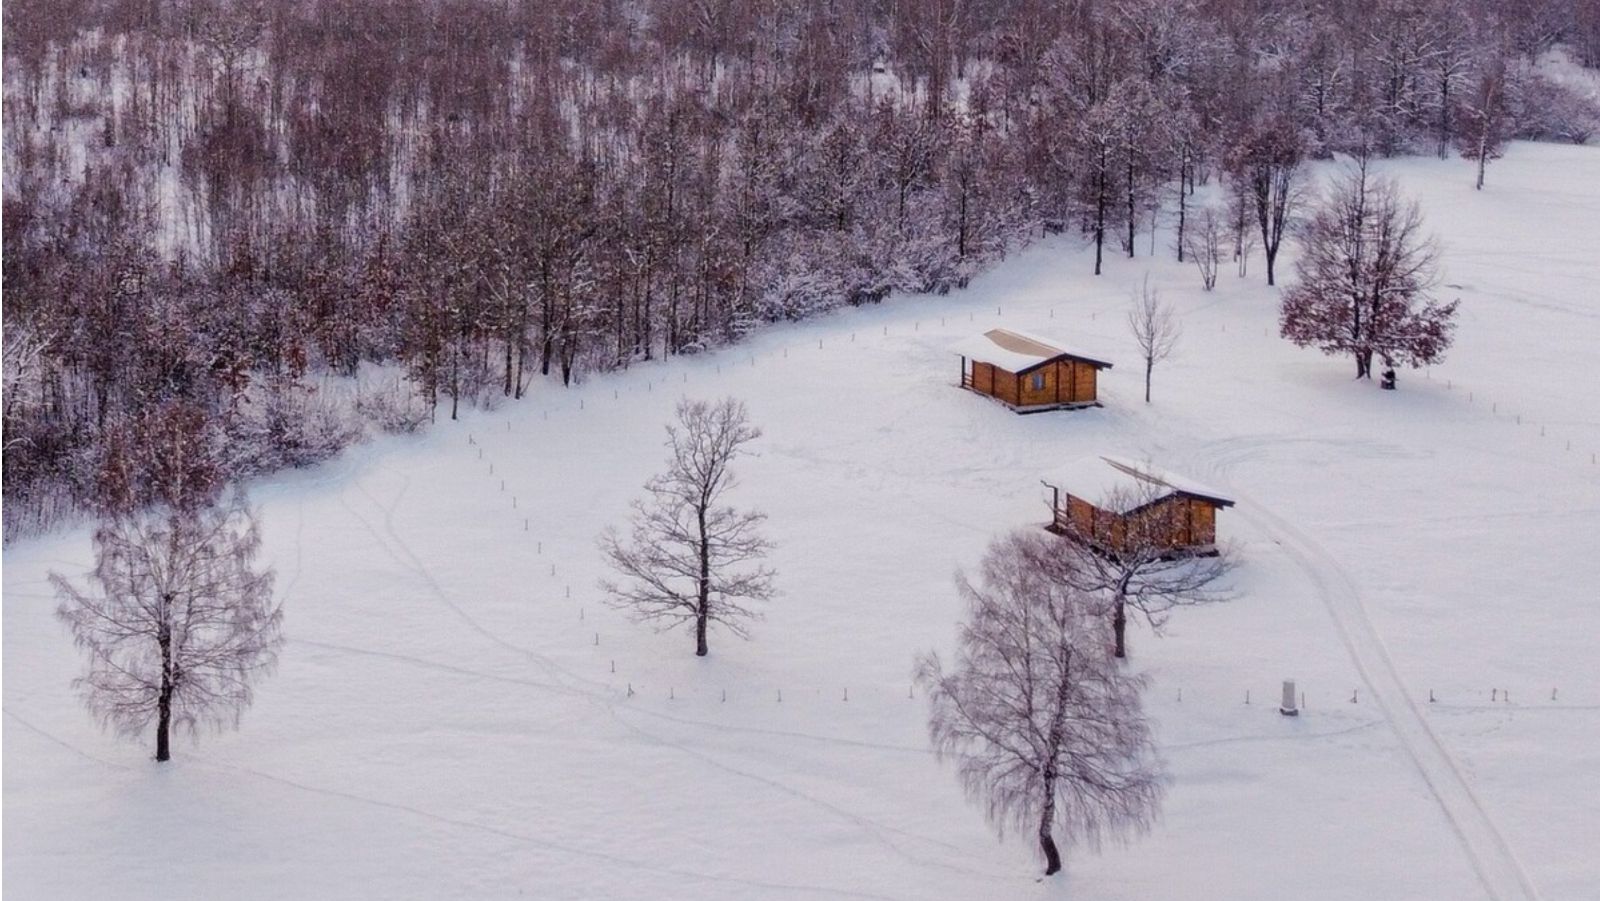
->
(952, 328, 1113, 413)
(1041, 455, 1235, 556)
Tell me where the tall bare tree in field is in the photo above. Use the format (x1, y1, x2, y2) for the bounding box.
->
(1280, 159, 1457, 381)
(52, 491, 282, 762)
(601, 398, 776, 656)
(1127, 276, 1181, 403)
(917, 530, 1163, 876)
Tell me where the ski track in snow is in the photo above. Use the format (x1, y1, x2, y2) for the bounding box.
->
(12, 145, 1597, 899)
(2, 708, 131, 772)
(296, 633, 942, 754)
(189, 757, 919, 901)
(1191, 446, 1543, 901)
(328, 469, 1019, 884)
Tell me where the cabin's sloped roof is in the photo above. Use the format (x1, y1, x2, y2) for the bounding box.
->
(1041, 455, 1235, 513)
(950, 328, 1113, 373)
(1041, 455, 1153, 513)
(1100, 456, 1236, 508)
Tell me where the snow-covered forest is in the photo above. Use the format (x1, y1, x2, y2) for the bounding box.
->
(5, 0, 1599, 536)
(6, 2, 1600, 899)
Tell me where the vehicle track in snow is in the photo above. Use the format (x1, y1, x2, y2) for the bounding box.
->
(1190, 446, 1542, 901)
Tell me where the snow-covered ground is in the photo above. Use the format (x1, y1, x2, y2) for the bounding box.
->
(5, 143, 1598, 900)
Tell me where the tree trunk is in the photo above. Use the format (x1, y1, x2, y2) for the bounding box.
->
(1093, 169, 1106, 276)
(540, 267, 555, 375)
(1126, 160, 1136, 258)
(957, 188, 969, 257)
(1113, 596, 1127, 659)
(1144, 357, 1153, 403)
(156, 626, 173, 762)
(1039, 802, 1062, 875)
(1040, 678, 1068, 875)
(449, 347, 460, 421)
(1438, 76, 1452, 159)
(696, 503, 710, 657)
(1176, 167, 1187, 262)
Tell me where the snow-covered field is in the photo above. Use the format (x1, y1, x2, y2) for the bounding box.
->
(5, 144, 1598, 900)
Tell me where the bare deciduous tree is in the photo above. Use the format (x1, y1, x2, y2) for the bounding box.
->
(1458, 58, 1513, 190)
(600, 397, 776, 656)
(1227, 119, 1304, 286)
(2, 325, 49, 453)
(1183, 206, 1222, 291)
(6, 0, 1574, 539)
(1226, 180, 1259, 278)
(1127, 277, 1181, 403)
(1050, 479, 1234, 659)
(52, 492, 282, 762)
(917, 530, 1163, 876)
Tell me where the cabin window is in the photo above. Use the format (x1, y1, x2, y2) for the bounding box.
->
(1030, 372, 1045, 391)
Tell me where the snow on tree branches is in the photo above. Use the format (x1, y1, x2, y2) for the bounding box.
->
(916, 530, 1163, 876)
(1225, 117, 1306, 287)
(600, 398, 776, 657)
(1458, 58, 1514, 190)
(1279, 159, 1458, 382)
(1184, 205, 1223, 291)
(52, 491, 282, 762)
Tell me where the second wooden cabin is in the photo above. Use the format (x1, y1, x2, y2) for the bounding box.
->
(952, 328, 1113, 413)
(1041, 455, 1235, 556)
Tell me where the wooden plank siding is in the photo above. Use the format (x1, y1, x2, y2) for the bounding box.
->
(1053, 494, 1221, 554)
(971, 361, 993, 396)
(964, 358, 1101, 410)
(997, 369, 1021, 406)
(1070, 362, 1097, 403)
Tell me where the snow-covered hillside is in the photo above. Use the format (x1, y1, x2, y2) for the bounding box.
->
(5, 144, 1599, 900)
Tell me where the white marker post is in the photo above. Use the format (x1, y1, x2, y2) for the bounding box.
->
(1280, 679, 1299, 717)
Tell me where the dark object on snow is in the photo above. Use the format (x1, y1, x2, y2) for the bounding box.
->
(1380, 368, 1397, 390)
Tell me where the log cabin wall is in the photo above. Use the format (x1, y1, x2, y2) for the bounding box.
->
(1016, 360, 1103, 407)
(973, 361, 997, 396)
(994, 369, 1021, 405)
(1128, 496, 1192, 548)
(1055, 360, 1077, 403)
(1070, 361, 1098, 402)
(1066, 496, 1097, 535)
(968, 356, 1103, 408)
(1018, 365, 1057, 406)
(1187, 498, 1217, 545)
(1056, 494, 1219, 552)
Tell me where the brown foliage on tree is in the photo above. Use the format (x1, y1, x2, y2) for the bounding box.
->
(1280, 159, 1457, 382)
